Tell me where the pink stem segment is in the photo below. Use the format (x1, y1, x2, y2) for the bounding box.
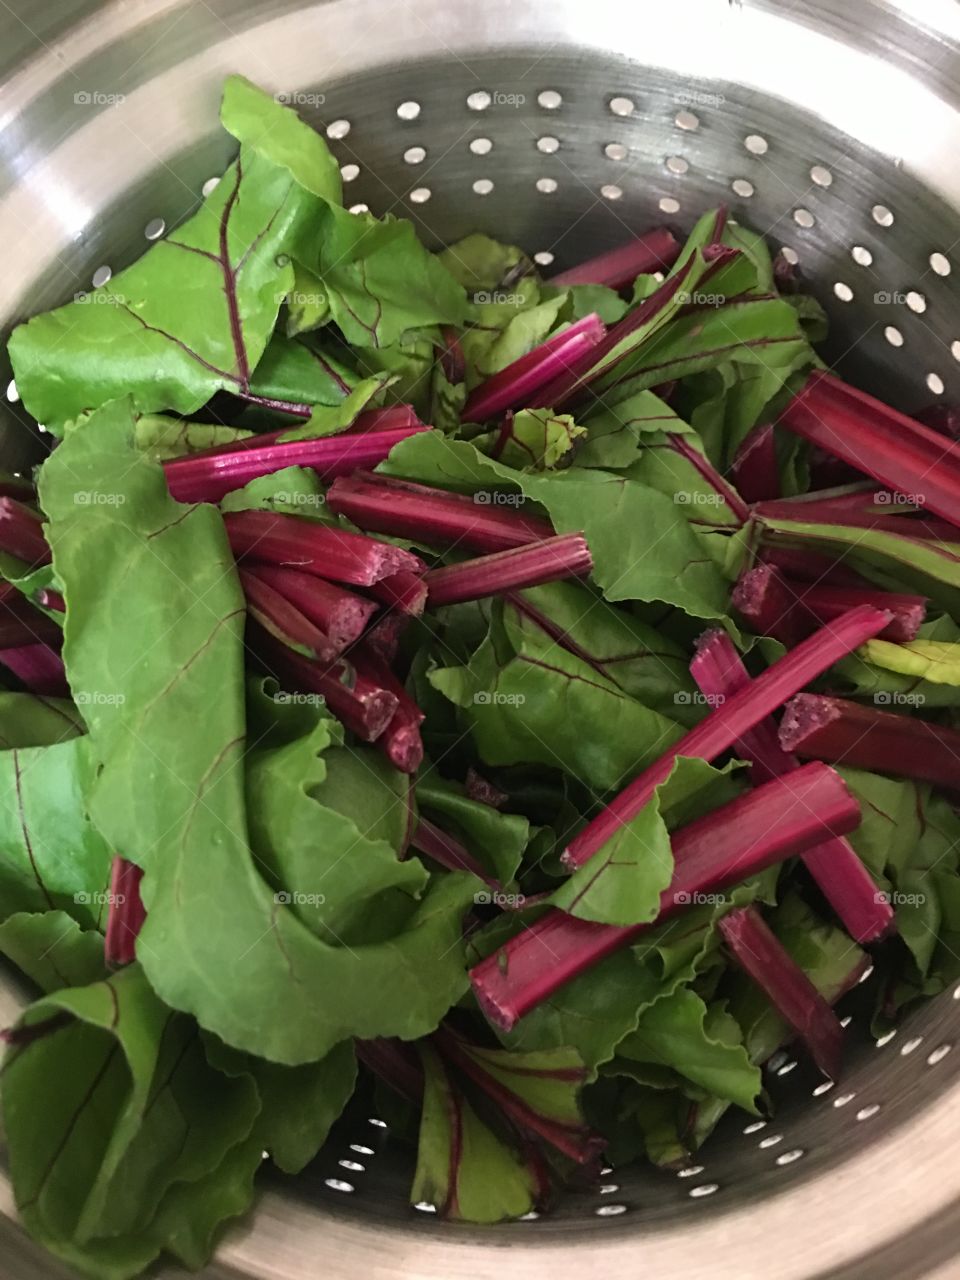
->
(549, 228, 681, 289)
(462, 314, 606, 422)
(241, 565, 376, 652)
(719, 906, 845, 1079)
(105, 857, 146, 969)
(164, 425, 429, 504)
(778, 371, 960, 532)
(691, 628, 893, 943)
(780, 693, 960, 792)
(424, 534, 593, 606)
(0, 643, 68, 696)
(470, 763, 861, 1031)
(224, 509, 424, 587)
(0, 498, 50, 566)
(563, 605, 891, 869)
(351, 646, 424, 773)
(255, 629, 399, 742)
(326, 472, 554, 554)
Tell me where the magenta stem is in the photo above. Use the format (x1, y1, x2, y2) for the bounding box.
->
(549, 228, 681, 289)
(424, 534, 593, 606)
(470, 763, 860, 1031)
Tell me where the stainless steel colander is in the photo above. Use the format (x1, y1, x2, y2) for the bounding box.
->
(2, 1, 960, 1276)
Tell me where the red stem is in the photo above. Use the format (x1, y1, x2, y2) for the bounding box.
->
(351, 645, 424, 773)
(326, 472, 553, 554)
(470, 763, 861, 1030)
(410, 816, 495, 885)
(224, 509, 424, 587)
(164, 425, 429, 504)
(759, 544, 874, 589)
(780, 693, 960, 791)
(0, 643, 68, 696)
(241, 565, 377, 652)
(255, 628, 399, 742)
(240, 568, 337, 661)
(366, 570, 428, 616)
(666, 434, 749, 524)
(719, 906, 845, 1079)
(355, 1037, 424, 1104)
(549, 228, 681, 289)
(105, 857, 146, 969)
(0, 498, 50, 566)
(462, 314, 606, 422)
(562, 605, 891, 869)
(690, 628, 893, 943)
(432, 1027, 605, 1164)
(777, 371, 960, 532)
(424, 535, 593, 606)
(730, 423, 780, 503)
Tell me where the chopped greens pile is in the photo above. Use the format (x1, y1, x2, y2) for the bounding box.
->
(3, 75, 960, 1278)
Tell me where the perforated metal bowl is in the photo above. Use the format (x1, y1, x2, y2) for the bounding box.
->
(2, 1, 960, 1276)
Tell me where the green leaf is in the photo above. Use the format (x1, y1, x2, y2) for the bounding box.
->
(438, 233, 533, 294)
(284, 262, 330, 336)
(244, 679, 426, 941)
(220, 74, 343, 204)
(617, 988, 761, 1111)
(275, 375, 391, 441)
(0, 910, 106, 991)
(461, 295, 567, 388)
(381, 431, 732, 621)
(411, 1043, 537, 1221)
(542, 282, 628, 325)
(203, 1033, 357, 1174)
(0, 735, 112, 927)
(576, 388, 693, 471)
(245, 333, 362, 409)
(549, 757, 741, 926)
(39, 398, 478, 1064)
(133, 414, 254, 461)
(511, 580, 698, 721)
(832, 615, 960, 709)
(860, 638, 960, 686)
(430, 602, 683, 794)
(313, 209, 469, 348)
(754, 510, 960, 617)
(219, 463, 329, 515)
(416, 773, 530, 886)
(9, 147, 313, 428)
(474, 408, 586, 470)
(0, 692, 82, 747)
(2, 965, 261, 1280)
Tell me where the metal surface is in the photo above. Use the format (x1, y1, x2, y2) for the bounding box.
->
(1, 0, 960, 1276)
